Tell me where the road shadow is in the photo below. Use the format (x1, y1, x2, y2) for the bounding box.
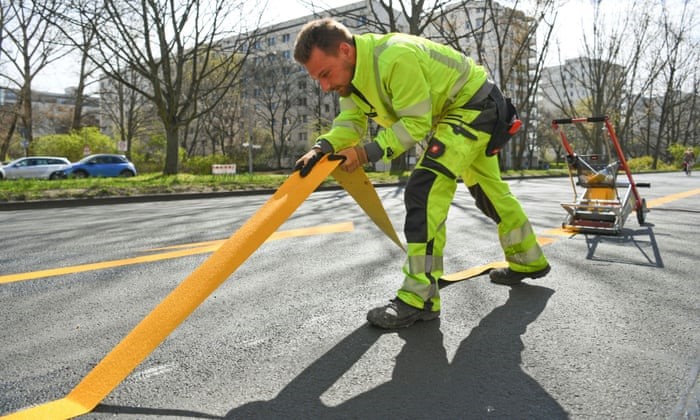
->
(226, 284, 566, 419)
(583, 224, 664, 268)
(93, 404, 221, 418)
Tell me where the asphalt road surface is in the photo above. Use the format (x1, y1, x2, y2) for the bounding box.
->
(1, 172, 698, 419)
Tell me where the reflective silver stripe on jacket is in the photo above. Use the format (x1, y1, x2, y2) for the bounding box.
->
(332, 119, 365, 134)
(392, 121, 419, 150)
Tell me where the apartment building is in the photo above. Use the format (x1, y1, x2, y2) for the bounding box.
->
(0, 86, 100, 137)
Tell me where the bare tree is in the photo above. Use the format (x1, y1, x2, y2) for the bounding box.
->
(543, 1, 670, 161)
(100, 64, 152, 158)
(651, 0, 698, 167)
(46, 0, 100, 131)
(0, 0, 68, 157)
(249, 52, 308, 168)
(63, 0, 258, 175)
(196, 86, 247, 160)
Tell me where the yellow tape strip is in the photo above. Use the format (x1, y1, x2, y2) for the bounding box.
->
(4, 158, 405, 420)
(331, 165, 405, 251)
(3, 157, 342, 420)
(439, 237, 555, 282)
(440, 261, 509, 282)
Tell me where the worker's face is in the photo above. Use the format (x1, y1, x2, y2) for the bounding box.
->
(304, 43, 355, 97)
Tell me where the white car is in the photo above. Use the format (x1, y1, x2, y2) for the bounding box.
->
(0, 156, 71, 180)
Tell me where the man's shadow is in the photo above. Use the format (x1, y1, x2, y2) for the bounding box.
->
(227, 285, 566, 419)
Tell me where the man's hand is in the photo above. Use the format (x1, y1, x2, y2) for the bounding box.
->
(294, 148, 323, 177)
(336, 145, 368, 172)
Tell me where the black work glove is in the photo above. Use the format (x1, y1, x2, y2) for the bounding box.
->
(294, 149, 324, 177)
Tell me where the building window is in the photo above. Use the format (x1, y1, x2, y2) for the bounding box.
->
(282, 33, 291, 43)
(267, 37, 276, 47)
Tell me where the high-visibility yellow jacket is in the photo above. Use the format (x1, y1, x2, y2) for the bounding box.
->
(317, 32, 489, 161)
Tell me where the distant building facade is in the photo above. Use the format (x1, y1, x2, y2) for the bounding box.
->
(0, 86, 100, 137)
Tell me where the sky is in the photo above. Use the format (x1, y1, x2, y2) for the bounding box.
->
(30, 0, 594, 94)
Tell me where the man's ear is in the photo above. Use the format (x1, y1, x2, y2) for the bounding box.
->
(338, 41, 354, 60)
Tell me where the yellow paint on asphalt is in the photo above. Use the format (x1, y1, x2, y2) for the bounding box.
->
(0, 222, 354, 285)
(542, 227, 576, 237)
(536, 236, 557, 246)
(645, 188, 700, 208)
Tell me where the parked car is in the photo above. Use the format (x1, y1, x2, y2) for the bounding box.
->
(60, 154, 137, 178)
(0, 156, 70, 180)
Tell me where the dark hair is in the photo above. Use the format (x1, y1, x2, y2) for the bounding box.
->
(293, 18, 353, 64)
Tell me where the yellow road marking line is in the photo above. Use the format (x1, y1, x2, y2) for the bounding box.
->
(148, 221, 355, 251)
(542, 228, 575, 237)
(536, 236, 557, 246)
(0, 222, 354, 285)
(646, 188, 700, 208)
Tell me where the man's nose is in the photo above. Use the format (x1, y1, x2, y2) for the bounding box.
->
(319, 79, 331, 92)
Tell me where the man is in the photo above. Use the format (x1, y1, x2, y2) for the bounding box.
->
(293, 18, 550, 329)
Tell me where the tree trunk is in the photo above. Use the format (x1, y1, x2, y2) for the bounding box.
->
(164, 125, 180, 175)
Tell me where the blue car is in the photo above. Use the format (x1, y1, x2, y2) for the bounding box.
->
(62, 154, 137, 178)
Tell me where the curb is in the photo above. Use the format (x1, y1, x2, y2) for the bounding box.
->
(0, 183, 371, 211)
(1, 173, 579, 211)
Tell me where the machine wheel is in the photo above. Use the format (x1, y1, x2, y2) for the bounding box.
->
(636, 198, 647, 225)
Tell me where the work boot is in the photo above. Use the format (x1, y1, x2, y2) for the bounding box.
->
(489, 264, 551, 286)
(367, 298, 440, 329)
